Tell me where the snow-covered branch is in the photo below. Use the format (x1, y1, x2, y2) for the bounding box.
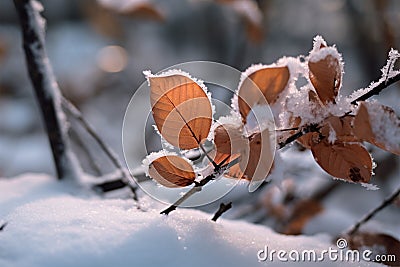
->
(351, 48, 400, 105)
(13, 0, 79, 180)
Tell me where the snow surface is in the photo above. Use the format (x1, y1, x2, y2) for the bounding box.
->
(0, 174, 382, 267)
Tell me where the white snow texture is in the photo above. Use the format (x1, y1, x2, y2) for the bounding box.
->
(0, 174, 382, 267)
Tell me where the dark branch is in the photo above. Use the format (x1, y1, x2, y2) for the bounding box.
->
(212, 202, 232, 222)
(0, 222, 7, 231)
(13, 0, 78, 180)
(351, 72, 400, 105)
(346, 185, 400, 236)
(160, 157, 238, 215)
(278, 123, 320, 149)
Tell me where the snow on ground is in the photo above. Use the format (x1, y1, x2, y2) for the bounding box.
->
(0, 174, 382, 267)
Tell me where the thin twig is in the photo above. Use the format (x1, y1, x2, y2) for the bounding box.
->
(0, 222, 7, 231)
(62, 97, 123, 171)
(212, 202, 232, 222)
(346, 185, 400, 236)
(61, 96, 138, 200)
(160, 157, 238, 215)
(69, 128, 102, 176)
(351, 72, 400, 104)
(13, 0, 79, 180)
(278, 124, 320, 149)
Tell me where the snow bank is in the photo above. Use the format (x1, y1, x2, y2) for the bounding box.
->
(0, 174, 381, 267)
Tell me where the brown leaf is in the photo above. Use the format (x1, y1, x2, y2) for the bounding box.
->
(244, 19, 263, 44)
(148, 155, 196, 188)
(148, 74, 213, 150)
(311, 141, 372, 183)
(121, 3, 164, 21)
(354, 102, 400, 155)
(348, 232, 400, 266)
(238, 66, 290, 123)
(283, 199, 324, 235)
(0, 39, 7, 62)
(214, 124, 246, 155)
(320, 116, 358, 143)
(297, 132, 320, 149)
(308, 52, 341, 104)
(217, 0, 263, 43)
(231, 130, 274, 185)
(83, 2, 123, 38)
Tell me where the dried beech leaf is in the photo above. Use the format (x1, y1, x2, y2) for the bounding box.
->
(354, 102, 400, 155)
(297, 132, 319, 149)
(238, 66, 289, 123)
(148, 74, 212, 150)
(311, 141, 372, 183)
(244, 19, 263, 44)
(84, 3, 123, 38)
(214, 124, 246, 155)
(283, 199, 324, 235)
(348, 232, 400, 266)
(320, 116, 358, 143)
(217, 0, 263, 43)
(121, 3, 164, 21)
(231, 130, 274, 188)
(309, 53, 341, 104)
(0, 39, 7, 62)
(308, 89, 322, 107)
(148, 155, 195, 188)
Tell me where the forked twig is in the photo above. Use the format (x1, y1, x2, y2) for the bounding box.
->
(61, 97, 138, 200)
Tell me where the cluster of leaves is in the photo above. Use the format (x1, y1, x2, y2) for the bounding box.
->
(143, 36, 400, 190)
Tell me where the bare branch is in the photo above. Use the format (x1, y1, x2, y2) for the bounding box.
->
(346, 185, 400, 236)
(13, 0, 79, 180)
(278, 124, 320, 149)
(212, 202, 232, 222)
(160, 157, 238, 215)
(61, 97, 139, 200)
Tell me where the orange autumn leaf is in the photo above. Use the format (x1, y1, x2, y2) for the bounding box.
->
(147, 73, 212, 150)
(121, 3, 165, 21)
(353, 102, 400, 155)
(238, 66, 289, 123)
(320, 116, 358, 143)
(227, 130, 274, 189)
(309, 53, 341, 104)
(311, 141, 372, 183)
(297, 132, 319, 149)
(148, 155, 196, 188)
(214, 124, 247, 155)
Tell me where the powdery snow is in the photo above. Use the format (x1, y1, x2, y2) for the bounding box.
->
(0, 174, 382, 267)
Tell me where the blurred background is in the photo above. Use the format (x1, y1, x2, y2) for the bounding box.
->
(0, 0, 399, 237)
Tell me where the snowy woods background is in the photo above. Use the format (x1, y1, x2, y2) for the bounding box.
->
(0, 0, 400, 266)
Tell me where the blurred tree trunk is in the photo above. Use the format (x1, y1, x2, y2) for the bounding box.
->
(13, 0, 79, 180)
